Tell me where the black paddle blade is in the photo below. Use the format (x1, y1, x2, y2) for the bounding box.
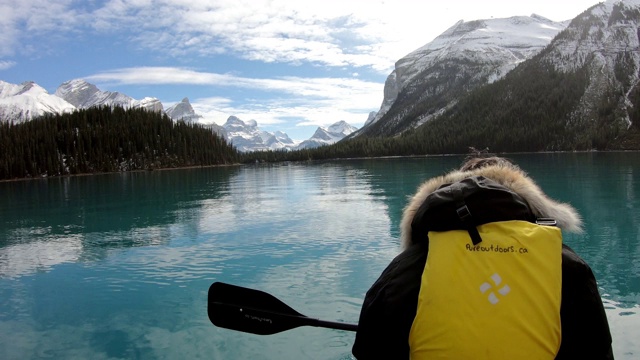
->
(208, 282, 311, 335)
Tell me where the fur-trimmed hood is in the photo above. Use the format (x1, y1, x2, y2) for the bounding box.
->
(400, 162, 583, 249)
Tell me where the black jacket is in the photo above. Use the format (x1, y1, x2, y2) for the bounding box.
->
(352, 174, 613, 359)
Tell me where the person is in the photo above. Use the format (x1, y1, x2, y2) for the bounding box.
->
(352, 155, 613, 359)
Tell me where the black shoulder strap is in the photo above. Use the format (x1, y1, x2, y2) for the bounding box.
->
(410, 176, 535, 246)
(452, 181, 483, 245)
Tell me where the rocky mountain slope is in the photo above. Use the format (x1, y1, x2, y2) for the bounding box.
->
(353, 14, 567, 138)
(395, 0, 640, 152)
(165, 97, 203, 123)
(55, 79, 163, 113)
(540, 0, 640, 140)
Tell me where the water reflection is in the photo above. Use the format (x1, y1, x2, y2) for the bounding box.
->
(0, 155, 639, 359)
(0, 233, 83, 278)
(346, 157, 463, 238)
(0, 167, 239, 278)
(512, 153, 640, 309)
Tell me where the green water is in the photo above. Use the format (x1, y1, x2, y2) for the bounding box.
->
(0, 153, 638, 359)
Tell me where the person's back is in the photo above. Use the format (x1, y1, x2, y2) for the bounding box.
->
(352, 156, 613, 359)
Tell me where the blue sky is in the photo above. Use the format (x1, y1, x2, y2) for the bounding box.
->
(1, 0, 601, 141)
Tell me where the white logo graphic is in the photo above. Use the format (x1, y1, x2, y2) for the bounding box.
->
(480, 273, 511, 304)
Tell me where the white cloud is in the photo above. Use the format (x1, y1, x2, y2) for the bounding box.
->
(0, 60, 16, 70)
(0, 0, 84, 56)
(85, 66, 381, 132)
(3, 0, 602, 72)
(90, 66, 382, 135)
(101, 0, 597, 72)
(194, 96, 373, 141)
(85, 66, 381, 102)
(82, 0, 427, 72)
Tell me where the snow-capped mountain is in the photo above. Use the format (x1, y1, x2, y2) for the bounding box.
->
(2, 79, 205, 125)
(354, 14, 567, 137)
(296, 121, 358, 149)
(165, 97, 203, 123)
(222, 116, 297, 152)
(358, 0, 640, 151)
(221, 116, 359, 152)
(0, 80, 75, 123)
(55, 79, 163, 113)
(1, 78, 357, 151)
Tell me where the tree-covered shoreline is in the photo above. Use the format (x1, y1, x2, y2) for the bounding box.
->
(2, 99, 640, 181)
(0, 106, 239, 181)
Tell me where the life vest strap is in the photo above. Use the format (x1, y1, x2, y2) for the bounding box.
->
(453, 182, 483, 245)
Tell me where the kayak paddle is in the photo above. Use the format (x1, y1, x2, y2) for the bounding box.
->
(207, 282, 358, 335)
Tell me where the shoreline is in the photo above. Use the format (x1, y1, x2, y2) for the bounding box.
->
(0, 162, 243, 183)
(1, 149, 638, 183)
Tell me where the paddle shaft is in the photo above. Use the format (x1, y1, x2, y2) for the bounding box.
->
(211, 301, 358, 332)
(208, 282, 358, 334)
(313, 318, 358, 332)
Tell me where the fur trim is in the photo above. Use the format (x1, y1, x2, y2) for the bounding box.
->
(400, 163, 583, 249)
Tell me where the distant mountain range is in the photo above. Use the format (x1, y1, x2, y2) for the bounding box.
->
(0, 78, 358, 152)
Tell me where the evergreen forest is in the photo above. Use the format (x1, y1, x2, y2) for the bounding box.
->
(248, 60, 640, 164)
(0, 106, 239, 180)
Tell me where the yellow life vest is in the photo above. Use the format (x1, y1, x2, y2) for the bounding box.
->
(409, 220, 562, 360)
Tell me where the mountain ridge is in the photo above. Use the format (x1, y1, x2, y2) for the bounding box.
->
(0, 81, 76, 122)
(390, 0, 640, 152)
(0, 79, 358, 151)
(353, 14, 568, 138)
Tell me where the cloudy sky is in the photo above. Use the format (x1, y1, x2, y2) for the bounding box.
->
(1, 0, 602, 140)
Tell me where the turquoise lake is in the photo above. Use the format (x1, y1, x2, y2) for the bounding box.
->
(0, 153, 638, 359)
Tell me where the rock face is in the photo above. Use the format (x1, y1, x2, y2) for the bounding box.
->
(55, 79, 163, 113)
(354, 14, 567, 137)
(164, 98, 203, 123)
(539, 0, 640, 132)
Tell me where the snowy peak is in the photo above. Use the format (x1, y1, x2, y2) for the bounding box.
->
(327, 120, 358, 136)
(165, 97, 203, 122)
(220, 115, 357, 152)
(2, 81, 45, 97)
(358, 13, 567, 137)
(55, 79, 163, 113)
(274, 131, 295, 145)
(296, 120, 358, 149)
(0, 80, 75, 123)
(54, 79, 100, 107)
(546, 0, 640, 72)
(222, 116, 293, 152)
(395, 14, 566, 89)
(223, 115, 248, 128)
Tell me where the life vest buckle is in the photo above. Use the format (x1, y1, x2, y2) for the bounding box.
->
(536, 218, 557, 226)
(456, 205, 472, 222)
